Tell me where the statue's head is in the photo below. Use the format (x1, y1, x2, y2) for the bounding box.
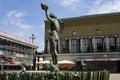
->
(49, 13, 57, 19)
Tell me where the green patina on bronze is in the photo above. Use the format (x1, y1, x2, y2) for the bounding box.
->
(41, 3, 60, 66)
(41, 3, 61, 79)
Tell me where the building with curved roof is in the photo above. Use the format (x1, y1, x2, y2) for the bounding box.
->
(0, 31, 38, 69)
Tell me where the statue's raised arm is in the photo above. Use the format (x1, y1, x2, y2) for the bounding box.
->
(41, 3, 54, 22)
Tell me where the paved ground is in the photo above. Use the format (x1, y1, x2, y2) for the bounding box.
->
(109, 74, 120, 80)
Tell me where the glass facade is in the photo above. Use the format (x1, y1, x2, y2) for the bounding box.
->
(83, 38, 93, 53)
(60, 39, 69, 53)
(95, 37, 104, 52)
(71, 39, 80, 53)
(44, 36, 120, 72)
(45, 35, 120, 54)
(0, 38, 35, 65)
(109, 37, 117, 52)
(84, 61, 118, 72)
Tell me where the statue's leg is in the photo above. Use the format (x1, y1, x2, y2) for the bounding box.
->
(53, 40, 58, 65)
(49, 36, 57, 65)
(54, 40, 58, 65)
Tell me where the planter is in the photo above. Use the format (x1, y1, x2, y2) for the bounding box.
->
(0, 71, 109, 80)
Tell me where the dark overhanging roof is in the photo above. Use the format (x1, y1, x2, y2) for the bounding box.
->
(61, 12, 120, 20)
(44, 12, 120, 22)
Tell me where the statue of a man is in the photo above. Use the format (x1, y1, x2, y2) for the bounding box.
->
(41, 3, 61, 65)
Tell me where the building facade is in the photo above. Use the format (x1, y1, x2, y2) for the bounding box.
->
(43, 12, 120, 72)
(0, 32, 38, 69)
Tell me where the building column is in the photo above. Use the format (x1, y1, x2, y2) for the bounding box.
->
(105, 36, 110, 52)
(69, 39, 71, 53)
(35, 57, 38, 70)
(92, 37, 96, 52)
(80, 38, 84, 52)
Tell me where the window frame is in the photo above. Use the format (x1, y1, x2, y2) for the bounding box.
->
(60, 39, 69, 53)
(71, 39, 80, 53)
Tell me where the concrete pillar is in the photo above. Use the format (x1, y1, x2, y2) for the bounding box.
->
(69, 39, 71, 53)
(92, 37, 97, 52)
(105, 36, 110, 52)
(35, 57, 38, 70)
(80, 38, 84, 52)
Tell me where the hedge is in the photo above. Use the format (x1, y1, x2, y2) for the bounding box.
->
(0, 71, 109, 80)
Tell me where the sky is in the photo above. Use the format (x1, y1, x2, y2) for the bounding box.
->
(0, 0, 120, 52)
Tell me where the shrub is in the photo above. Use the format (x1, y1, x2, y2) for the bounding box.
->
(0, 71, 109, 80)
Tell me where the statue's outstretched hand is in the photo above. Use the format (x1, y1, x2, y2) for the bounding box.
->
(41, 3, 48, 10)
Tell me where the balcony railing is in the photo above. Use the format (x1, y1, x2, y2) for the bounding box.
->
(0, 45, 31, 53)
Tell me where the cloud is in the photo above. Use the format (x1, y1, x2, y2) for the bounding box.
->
(7, 10, 25, 18)
(88, 0, 120, 14)
(40, 24, 44, 28)
(10, 20, 33, 30)
(4, 10, 33, 30)
(94, 0, 102, 5)
(60, 0, 82, 9)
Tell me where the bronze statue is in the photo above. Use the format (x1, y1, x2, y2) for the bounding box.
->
(41, 3, 61, 66)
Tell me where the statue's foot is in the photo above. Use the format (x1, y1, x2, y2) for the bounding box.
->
(50, 64, 59, 72)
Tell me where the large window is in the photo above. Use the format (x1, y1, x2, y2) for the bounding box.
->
(95, 37, 104, 52)
(109, 37, 117, 52)
(59, 35, 120, 53)
(60, 39, 69, 53)
(83, 38, 93, 53)
(71, 39, 80, 53)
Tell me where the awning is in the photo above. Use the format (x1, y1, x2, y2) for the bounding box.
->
(58, 60, 75, 69)
(36, 61, 50, 64)
(58, 60, 75, 64)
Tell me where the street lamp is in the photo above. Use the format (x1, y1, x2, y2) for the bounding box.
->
(29, 34, 36, 70)
(30, 34, 36, 43)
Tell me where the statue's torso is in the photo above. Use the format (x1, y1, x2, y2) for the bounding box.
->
(50, 19, 60, 32)
(49, 19, 60, 40)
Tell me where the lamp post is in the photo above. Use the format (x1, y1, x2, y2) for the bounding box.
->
(29, 34, 36, 70)
(1, 65, 4, 73)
